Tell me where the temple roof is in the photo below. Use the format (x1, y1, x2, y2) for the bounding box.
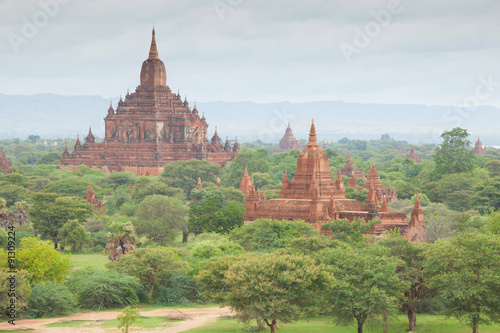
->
(140, 28, 167, 87)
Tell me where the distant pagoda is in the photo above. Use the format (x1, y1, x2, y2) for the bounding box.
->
(473, 137, 486, 155)
(60, 29, 238, 176)
(275, 122, 301, 152)
(405, 145, 422, 163)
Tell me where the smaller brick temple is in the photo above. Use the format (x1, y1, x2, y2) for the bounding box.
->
(85, 185, 106, 216)
(339, 154, 363, 178)
(240, 120, 425, 241)
(363, 161, 397, 203)
(0, 150, 13, 174)
(473, 137, 487, 155)
(275, 122, 301, 152)
(405, 145, 422, 163)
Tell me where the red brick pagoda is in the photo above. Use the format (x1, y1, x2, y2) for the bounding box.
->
(405, 145, 422, 163)
(473, 137, 486, 155)
(363, 161, 397, 203)
(0, 150, 13, 174)
(275, 122, 301, 152)
(339, 154, 363, 178)
(240, 120, 424, 241)
(60, 29, 238, 176)
(85, 185, 106, 216)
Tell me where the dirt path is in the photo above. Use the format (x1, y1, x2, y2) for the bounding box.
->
(0, 306, 232, 333)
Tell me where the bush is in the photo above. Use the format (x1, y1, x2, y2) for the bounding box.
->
(156, 275, 205, 305)
(229, 219, 319, 252)
(65, 269, 140, 310)
(27, 283, 76, 318)
(191, 239, 244, 259)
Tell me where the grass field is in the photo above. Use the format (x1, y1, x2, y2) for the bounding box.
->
(69, 252, 109, 271)
(44, 316, 180, 329)
(183, 314, 500, 333)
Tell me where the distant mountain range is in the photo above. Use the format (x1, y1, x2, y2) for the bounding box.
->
(1, 93, 499, 145)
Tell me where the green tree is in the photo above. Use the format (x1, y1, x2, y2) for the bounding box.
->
(29, 193, 92, 248)
(471, 177, 500, 213)
(488, 211, 500, 235)
(433, 127, 475, 176)
(59, 219, 88, 253)
(135, 195, 189, 244)
(424, 233, 500, 333)
(161, 160, 221, 197)
(107, 247, 189, 297)
(3, 173, 31, 188)
(318, 245, 407, 333)
(198, 252, 333, 333)
(131, 181, 185, 204)
(15, 237, 71, 283)
(221, 148, 271, 188)
(228, 219, 319, 252)
(100, 171, 135, 189)
(188, 194, 244, 235)
(321, 218, 376, 245)
(0, 184, 31, 206)
(43, 177, 90, 197)
(378, 234, 429, 332)
(36, 152, 62, 165)
(105, 220, 138, 261)
(485, 160, 500, 178)
(117, 306, 142, 333)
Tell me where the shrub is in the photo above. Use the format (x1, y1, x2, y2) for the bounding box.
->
(27, 283, 76, 318)
(191, 240, 244, 259)
(229, 219, 319, 252)
(156, 275, 205, 305)
(65, 269, 140, 310)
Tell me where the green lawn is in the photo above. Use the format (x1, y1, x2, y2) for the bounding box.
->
(70, 252, 109, 271)
(183, 314, 500, 333)
(44, 316, 179, 329)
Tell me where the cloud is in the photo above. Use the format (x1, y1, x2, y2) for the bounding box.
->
(0, 0, 499, 108)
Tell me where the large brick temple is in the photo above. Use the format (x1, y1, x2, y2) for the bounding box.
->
(60, 29, 238, 176)
(240, 120, 426, 241)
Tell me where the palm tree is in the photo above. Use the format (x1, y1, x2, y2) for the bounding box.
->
(105, 220, 138, 261)
(0, 199, 29, 227)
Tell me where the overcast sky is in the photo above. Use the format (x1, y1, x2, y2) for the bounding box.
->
(1, 0, 500, 108)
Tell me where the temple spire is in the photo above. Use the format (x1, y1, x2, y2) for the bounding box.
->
(307, 119, 318, 147)
(414, 192, 421, 210)
(148, 27, 159, 60)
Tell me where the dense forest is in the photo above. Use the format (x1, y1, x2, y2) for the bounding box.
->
(0, 128, 499, 333)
